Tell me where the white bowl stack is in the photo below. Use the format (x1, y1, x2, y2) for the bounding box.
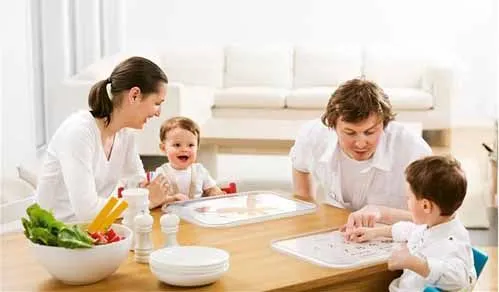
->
(149, 246, 230, 287)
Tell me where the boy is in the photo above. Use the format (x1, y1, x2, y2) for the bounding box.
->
(346, 156, 476, 291)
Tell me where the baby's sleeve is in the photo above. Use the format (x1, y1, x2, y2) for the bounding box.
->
(391, 221, 418, 242)
(198, 164, 217, 190)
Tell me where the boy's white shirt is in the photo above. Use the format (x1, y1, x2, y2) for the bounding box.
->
(389, 218, 477, 292)
(154, 163, 216, 198)
(290, 119, 432, 210)
(36, 111, 146, 222)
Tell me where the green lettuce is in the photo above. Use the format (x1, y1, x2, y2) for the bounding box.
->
(22, 203, 93, 249)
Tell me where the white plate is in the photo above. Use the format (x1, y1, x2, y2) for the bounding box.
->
(149, 246, 229, 269)
(150, 262, 229, 276)
(150, 260, 228, 274)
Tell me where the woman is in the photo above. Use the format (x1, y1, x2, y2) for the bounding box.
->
(37, 56, 170, 222)
(290, 78, 432, 233)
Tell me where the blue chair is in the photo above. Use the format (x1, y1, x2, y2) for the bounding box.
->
(423, 247, 489, 292)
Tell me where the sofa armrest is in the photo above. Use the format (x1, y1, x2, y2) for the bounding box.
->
(424, 64, 455, 112)
(164, 82, 214, 124)
(136, 82, 215, 155)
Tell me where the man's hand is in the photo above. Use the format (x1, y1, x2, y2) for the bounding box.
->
(341, 205, 381, 231)
(388, 244, 412, 271)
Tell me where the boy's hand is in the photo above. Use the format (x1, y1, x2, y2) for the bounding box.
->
(388, 245, 411, 271)
(343, 227, 376, 243)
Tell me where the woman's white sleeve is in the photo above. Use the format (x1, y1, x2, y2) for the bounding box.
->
(57, 129, 107, 221)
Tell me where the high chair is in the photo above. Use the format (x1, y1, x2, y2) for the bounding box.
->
(221, 182, 237, 194)
(423, 247, 489, 292)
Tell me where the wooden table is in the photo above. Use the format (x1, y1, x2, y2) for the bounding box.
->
(1, 205, 400, 291)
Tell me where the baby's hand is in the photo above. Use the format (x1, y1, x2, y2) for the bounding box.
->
(172, 193, 189, 201)
(388, 245, 411, 271)
(342, 227, 375, 242)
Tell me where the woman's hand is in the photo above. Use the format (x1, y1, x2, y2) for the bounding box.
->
(171, 193, 189, 202)
(141, 174, 170, 209)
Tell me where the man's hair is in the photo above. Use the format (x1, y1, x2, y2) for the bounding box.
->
(159, 116, 200, 145)
(321, 78, 395, 128)
(405, 155, 467, 216)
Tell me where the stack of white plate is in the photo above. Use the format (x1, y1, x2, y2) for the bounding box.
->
(149, 246, 230, 287)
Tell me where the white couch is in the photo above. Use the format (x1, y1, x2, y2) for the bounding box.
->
(48, 45, 454, 157)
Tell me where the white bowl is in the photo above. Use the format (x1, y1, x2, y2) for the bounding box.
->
(150, 263, 229, 287)
(29, 223, 132, 285)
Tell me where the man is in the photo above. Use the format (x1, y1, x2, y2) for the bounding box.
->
(290, 78, 431, 230)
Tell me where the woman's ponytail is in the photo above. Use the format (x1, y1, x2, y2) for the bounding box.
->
(88, 79, 113, 125)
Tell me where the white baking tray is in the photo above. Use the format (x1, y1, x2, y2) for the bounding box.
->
(271, 228, 399, 269)
(162, 191, 317, 228)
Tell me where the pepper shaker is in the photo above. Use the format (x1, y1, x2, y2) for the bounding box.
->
(160, 213, 180, 247)
(134, 211, 154, 263)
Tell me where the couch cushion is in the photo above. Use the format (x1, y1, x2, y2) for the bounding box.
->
(224, 45, 293, 88)
(160, 47, 224, 87)
(214, 87, 286, 109)
(384, 88, 434, 110)
(286, 87, 336, 109)
(364, 46, 428, 89)
(293, 46, 362, 88)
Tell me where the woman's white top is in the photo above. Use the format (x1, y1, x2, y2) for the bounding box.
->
(389, 218, 476, 291)
(290, 119, 431, 210)
(36, 111, 145, 222)
(154, 163, 216, 199)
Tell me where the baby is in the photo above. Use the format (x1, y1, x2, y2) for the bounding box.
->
(155, 116, 224, 204)
(345, 155, 476, 291)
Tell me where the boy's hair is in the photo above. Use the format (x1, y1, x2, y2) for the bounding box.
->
(405, 155, 467, 216)
(159, 116, 200, 145)
(321, 78, 395, 128)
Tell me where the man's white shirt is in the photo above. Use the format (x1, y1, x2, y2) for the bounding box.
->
(290, 119, 432, 210)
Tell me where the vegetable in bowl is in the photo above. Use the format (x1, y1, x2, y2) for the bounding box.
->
(22, 203, 123, 248)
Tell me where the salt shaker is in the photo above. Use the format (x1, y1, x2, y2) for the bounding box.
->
(134, 211, 154, 263)
(122, 188, 150, 250)
(160, 213, 180, 247)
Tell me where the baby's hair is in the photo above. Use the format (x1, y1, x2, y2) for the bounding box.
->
(159, 116, 200, 145)
(405, 155, 467, 216)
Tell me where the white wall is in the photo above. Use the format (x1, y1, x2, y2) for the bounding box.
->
(125, 0, 498, 122)
(1, 0, 36, 180)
